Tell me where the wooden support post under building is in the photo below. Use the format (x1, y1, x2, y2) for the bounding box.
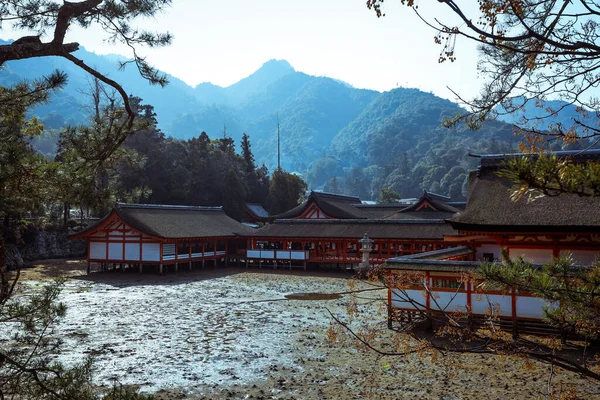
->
(139, 264, 143, 273)
(189, 261, 192, 271)
(121, 263, 124, 272)
(87, 261, 91, 275)
(159, 263, 163, 275)
(175, 262, 178, 274)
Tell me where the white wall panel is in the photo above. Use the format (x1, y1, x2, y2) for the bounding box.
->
(142, 243, 160, 261)
(561, 249, 599, 266)
(471, 294, 512, 317)
(108, 242, 123, 260)
(429, 292, 468, 312)
(392, 289, 427, 310)
(261, 250, 274, 259)
(125, 243, 140, 261)
(476, 244, 502, 262)
(516, 296, 548, 319)
(509, 248, 553, 264)
(247, 250, 261, 258)
(291, 251, 309, 260)
(90, 242, 106, 260)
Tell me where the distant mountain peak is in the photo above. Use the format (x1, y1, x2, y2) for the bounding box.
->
(259, 59, 295, 73)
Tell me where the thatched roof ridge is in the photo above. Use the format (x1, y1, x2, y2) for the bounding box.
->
(272, 191, 371, 219)
(449, 152, 600, 232)
(72, 203, 253, 239)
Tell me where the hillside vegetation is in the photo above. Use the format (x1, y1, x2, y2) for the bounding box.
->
(4, 43, 592, 202)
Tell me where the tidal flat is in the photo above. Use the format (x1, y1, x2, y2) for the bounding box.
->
(14, 259, 600, 399)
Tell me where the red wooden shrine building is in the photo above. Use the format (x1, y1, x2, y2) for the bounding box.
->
(382, 150, 600, 326)
(243, 191, 466, 269)
(70, 204, 252, 274)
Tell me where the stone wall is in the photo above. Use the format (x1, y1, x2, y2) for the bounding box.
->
(20, 231, 87, 261)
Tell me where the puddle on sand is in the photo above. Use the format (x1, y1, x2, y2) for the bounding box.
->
(49, 273, 357, 394)
(284, 292, 342, 300)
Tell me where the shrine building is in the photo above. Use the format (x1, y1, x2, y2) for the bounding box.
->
(382, 150, 600, 330)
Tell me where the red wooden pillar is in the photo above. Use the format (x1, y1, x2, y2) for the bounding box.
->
(122, 230, 126, 262)
(105, 231, 109, 260)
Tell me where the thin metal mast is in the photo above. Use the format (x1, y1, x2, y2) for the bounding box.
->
(277, 113, 281, 170)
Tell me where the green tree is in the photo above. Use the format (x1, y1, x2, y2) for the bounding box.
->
(323, 176, 342, 194)
(367, 0, 600, 196)
(267, 168, 307, 215)
(378, 187, 400, 204)
(1, 0, 172, 125)
(0, 2, 173, 397)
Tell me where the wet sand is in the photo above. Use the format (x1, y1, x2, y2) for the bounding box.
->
(14, 259, 600, 399)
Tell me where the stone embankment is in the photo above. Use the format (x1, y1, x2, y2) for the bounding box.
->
(6, 231, 86, 269)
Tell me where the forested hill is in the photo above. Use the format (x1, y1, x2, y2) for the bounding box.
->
(4, 43, 592, 201)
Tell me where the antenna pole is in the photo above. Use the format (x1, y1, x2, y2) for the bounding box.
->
(277, 114, 281, 170)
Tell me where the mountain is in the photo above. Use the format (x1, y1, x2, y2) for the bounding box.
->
(495, 97, 598, 132)
(309, 88, 520, 200)
(3, 48, 569, 201)
(0, 39, 200, 128)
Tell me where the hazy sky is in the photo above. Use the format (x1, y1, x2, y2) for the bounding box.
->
(3, 0, 483, 102)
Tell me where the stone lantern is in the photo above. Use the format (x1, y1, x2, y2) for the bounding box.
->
(359, 233, 374, 268)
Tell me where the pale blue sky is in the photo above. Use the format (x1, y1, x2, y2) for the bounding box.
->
(3, 0, 483, 101)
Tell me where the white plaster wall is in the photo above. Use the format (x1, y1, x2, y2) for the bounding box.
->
(108, 242, 123, 260)
(429, 292, 468, 312)
(276, 250, 292, 260)
(516, 297, 548, 319)
(90, 242, 106, 260)
(476, 244, 502, 261)
(560, 249, 600, 266)
(261, 250, 275, 259)
(392, 289, 427, 310)
(247, 250, 261, 258)
(471, 294, 513, 317)
(142, 243, 160, 261)
(125, 243, 140, 261)
(508, 248, 553, 264)
(291, 251, 309, 260)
